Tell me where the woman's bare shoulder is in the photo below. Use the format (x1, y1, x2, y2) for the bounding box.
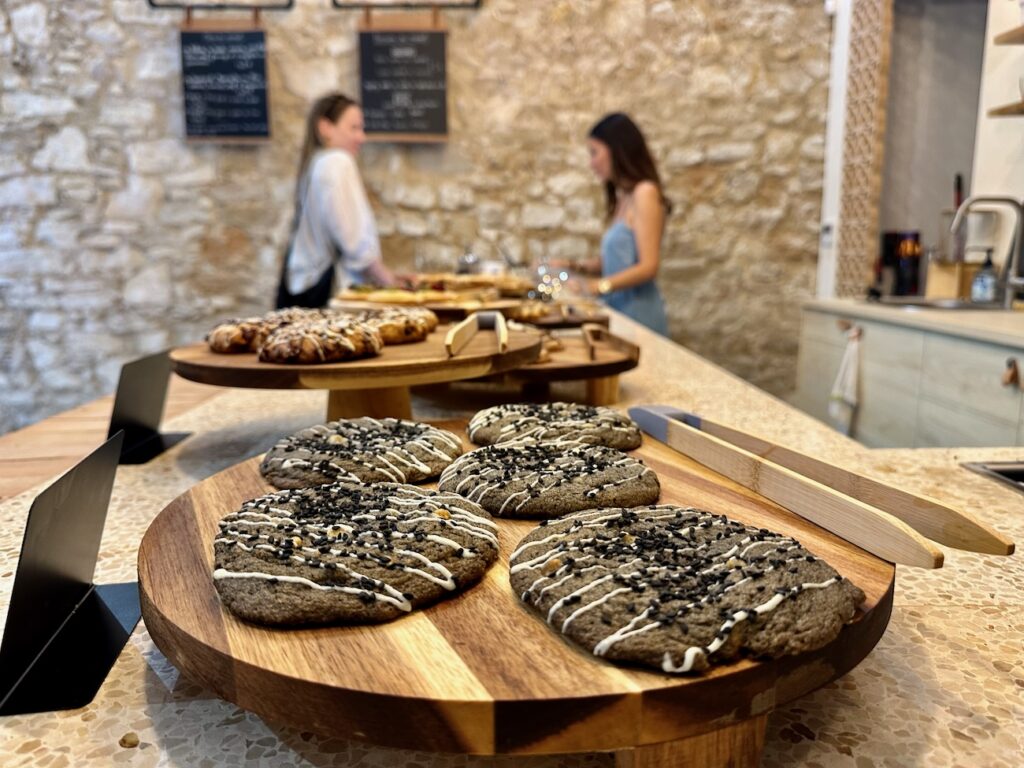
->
(632, 180, 661, 205)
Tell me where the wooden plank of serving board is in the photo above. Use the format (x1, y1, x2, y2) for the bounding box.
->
(138, 420, 894, 757)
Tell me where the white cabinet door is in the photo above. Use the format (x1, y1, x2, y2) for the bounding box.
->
(916, 398, 1020, 448)
(855, 323, 924, 448)
(920, 335, 1023, 433)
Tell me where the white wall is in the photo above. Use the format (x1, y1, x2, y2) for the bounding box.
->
(969, 0, 1024, 270)
(972, 0, 1024, 198)
(880, 0, 988, 251)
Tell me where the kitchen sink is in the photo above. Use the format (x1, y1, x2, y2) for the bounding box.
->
(864, 297, 1007, 311)
(962, 461, 1024, 494)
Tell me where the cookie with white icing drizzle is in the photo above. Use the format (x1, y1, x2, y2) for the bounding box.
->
(509, 505, 865, 674)
(468, 402, 642, 449)
(213, 482, 499, 625)
(261, 417, 464, 489)
(438, 442, 659, 518)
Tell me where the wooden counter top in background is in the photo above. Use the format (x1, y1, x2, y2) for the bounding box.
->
(0, 377, 221, 504)
(805, 297, 1024, 348)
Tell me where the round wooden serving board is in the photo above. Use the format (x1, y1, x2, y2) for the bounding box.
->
(513, 334, 640, 382)
(139, 420, 894, 760)
(528, 309, 611, 330)
(169, 329, 542, 421)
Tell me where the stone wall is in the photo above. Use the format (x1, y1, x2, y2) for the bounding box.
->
(0, 0, 831, 434)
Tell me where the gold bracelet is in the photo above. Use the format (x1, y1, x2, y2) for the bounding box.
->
(597, 278, 613, 295)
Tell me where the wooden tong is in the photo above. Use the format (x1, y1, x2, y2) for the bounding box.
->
(445, 311, 509, 357)
(628, 406, 1015, 568)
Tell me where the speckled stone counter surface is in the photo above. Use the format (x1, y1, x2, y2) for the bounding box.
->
(805, 298, 1024, 348)
(1, 313, 1021, 767)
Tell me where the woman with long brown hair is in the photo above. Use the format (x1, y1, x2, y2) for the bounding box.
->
(276, 92, 397, 308)
(583, 112, 669, 335)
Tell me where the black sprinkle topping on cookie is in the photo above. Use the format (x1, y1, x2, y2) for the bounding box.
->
(438, 441, 659, 518)
(509, 505, 865, 674)
(214, 482, 499, 625)
(468, 402, 642, 449)
(260, 418, 463, 489)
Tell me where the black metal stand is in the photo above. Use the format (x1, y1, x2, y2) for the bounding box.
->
(0, 583, 141, 716)
(0, 433, 142, 716)
(108, 350, 190, 465)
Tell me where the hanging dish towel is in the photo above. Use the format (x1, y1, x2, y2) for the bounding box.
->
(828, 327, 861, 436)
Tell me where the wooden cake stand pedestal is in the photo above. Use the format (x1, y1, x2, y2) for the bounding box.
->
(510, 325, 640, 406)
(169, 327, 542, 421)
(139, 421, 894, 768)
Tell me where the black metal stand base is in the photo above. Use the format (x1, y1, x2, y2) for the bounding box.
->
(0, 582, 141, 716)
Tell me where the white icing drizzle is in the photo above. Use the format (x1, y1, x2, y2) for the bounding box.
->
(214, 483, 496, 613)
(439, 441, 654, 517)
(660, 577, 840, 673)
(212, 569, 413, 612)
(262, 417, 462, 487)
(467, 402, 639, 446)
(511, 505, 853, 674)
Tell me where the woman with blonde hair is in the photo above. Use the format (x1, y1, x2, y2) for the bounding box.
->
(583, 112, 670, 335)
(276, 92, 397, 308)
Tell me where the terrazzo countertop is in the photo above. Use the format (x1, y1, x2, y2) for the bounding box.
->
(805, 298, 1024, 349)
(1, 313, 1022, 767)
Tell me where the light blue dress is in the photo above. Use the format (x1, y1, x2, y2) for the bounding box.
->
(600, 220, 669, 335)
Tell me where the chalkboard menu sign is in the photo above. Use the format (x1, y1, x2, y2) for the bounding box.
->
(359, 30, 447, 141)
(180, 29, 270, 142)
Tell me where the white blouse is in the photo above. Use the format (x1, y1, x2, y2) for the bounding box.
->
(285, 148, 382, 294)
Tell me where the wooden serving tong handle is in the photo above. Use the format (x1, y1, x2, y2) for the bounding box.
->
(630, 406, 1015, 563)
(675, 411, 1014, 556)
(445, 311, 509, 357)
(629, 406, 945, 568)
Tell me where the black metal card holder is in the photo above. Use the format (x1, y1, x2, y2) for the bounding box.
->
(108, 350, 190, 465)
(0, 433, 141, 716)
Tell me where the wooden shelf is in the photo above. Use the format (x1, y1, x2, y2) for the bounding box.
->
(994, 24, 1024, 45)
(988, 101, 1024, 117)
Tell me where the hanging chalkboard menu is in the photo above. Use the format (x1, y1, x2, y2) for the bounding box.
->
(359, 29, 447, 141)
(180, 28, 270, 142)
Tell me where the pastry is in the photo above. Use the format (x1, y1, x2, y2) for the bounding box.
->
(438, 441, 660, 518)
(258, 316, 383, 364)
(206, 316, 264, 353)
(206, 307, 330, 354)
(213, 483, 499, 625)
(250, 307, 330, 350)
(261, 417, 464, 489)
(510, 505, 865, 674)
(468, 402, 642, 450)
(349, 307, 437, 344)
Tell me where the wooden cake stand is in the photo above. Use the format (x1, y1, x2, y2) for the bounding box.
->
(169, 326, 542, 421)
(138, 420, 894, 767)
(331, 298, 526, 322)
(510, 325, 640, 405)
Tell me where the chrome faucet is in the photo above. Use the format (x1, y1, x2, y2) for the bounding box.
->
(950, 196, 1024, 308)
